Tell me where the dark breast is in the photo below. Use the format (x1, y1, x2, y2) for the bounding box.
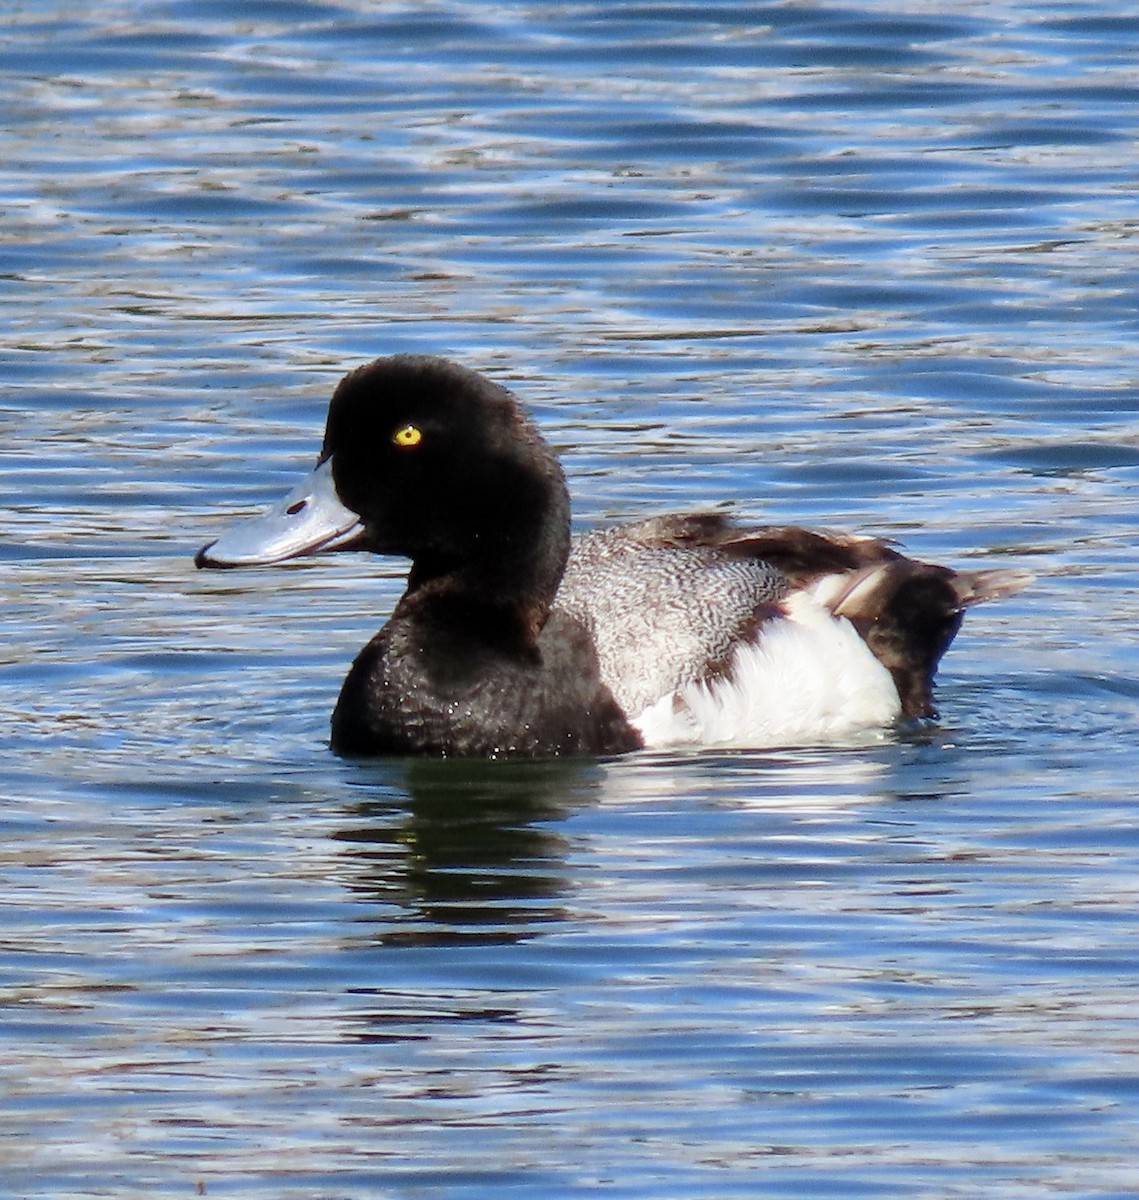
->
(330, 605, 641, 758)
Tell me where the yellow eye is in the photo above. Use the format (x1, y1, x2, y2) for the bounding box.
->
(393, 423, 423, 448)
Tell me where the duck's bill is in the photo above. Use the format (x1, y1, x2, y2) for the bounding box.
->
(195, 458, 365, 569)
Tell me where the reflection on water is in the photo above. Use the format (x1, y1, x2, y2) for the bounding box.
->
(335, 759, 598, 943)
(329, 750, 926, 947)
(2, 0, 1139, 1196)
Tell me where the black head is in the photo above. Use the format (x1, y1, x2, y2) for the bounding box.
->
(321, 355, 572, 601)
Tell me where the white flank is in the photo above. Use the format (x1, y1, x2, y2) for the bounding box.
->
(631, 588, 901, 750)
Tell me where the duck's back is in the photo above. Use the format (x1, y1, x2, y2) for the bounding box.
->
(556, 516, 790, 716)
(554, 514, 1028, 750)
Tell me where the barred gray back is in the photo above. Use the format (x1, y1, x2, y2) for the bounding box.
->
(556, 525, 788, 715)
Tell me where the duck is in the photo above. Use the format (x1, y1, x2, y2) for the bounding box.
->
(195, 354, 1030, 758)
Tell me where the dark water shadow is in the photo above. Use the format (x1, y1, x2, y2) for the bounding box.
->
(330, 757, 607, 946)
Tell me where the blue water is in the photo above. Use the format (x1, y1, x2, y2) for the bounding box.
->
(2, 2, 1139, 1196)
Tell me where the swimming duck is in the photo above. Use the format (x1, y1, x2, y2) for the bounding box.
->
(196, 355, 1029, 758)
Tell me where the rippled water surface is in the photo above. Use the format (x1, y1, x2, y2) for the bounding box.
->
(3, 2, 1139, 1196)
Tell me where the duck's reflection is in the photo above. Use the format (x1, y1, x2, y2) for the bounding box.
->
(327, 736, 956, 947)
(332, 757, 604, 945)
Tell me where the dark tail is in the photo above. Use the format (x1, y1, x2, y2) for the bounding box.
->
(825, 563, 1032, 718)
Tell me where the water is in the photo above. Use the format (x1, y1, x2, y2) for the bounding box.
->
(2, 1, 1139, 1196)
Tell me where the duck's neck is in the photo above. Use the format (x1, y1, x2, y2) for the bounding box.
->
(405, 475, 571, 644)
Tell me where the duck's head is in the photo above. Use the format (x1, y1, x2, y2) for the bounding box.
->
(196, 355, 572, 600)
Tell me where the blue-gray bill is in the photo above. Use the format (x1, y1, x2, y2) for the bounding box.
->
(195, 458, 364, 569)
